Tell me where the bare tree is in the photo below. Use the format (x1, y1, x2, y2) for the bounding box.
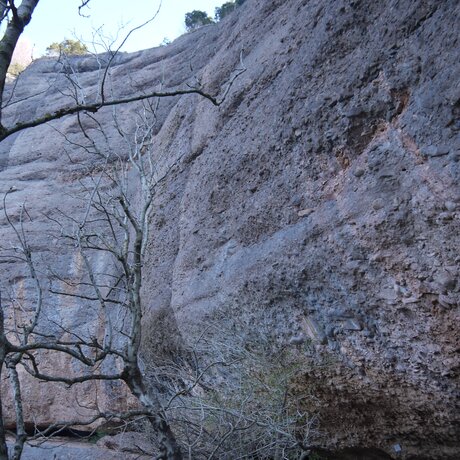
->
(0, 100, 181, 457)
(0, 3, 312, 460)
(0, 33, 246, 455)
(0, 2, 243, 459)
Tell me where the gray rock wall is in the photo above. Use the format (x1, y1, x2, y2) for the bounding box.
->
(0, 0, 459, 458)
(141, 1, 460, 457)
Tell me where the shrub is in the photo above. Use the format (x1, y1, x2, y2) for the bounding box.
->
(215, 2, 236, 21)
(46, 39, 88, 56)
(141, 321, 318, 458)
(214, 0, 247, 22)
(7, 62, 26, 77)
(185, 10, 214, 31)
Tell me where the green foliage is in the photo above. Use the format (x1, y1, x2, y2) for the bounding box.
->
(214, 0, 246, 22)
(184, 10, 214, 31)
(185, 1, 246, 29)
(46, 39, 88, 56)
(215, 2, 236, 21)
(7, 62, 25, 77)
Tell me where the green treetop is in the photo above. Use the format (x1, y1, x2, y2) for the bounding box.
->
(46, 39, 88, 56)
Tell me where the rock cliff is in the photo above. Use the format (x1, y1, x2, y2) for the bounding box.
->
(0, 0, 459, 458)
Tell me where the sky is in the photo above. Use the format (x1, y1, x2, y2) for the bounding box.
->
(23, 0, 223, 57)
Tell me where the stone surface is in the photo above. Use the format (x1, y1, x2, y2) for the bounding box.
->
(0, 0, 459, 458)
(7, 436, 151, 460)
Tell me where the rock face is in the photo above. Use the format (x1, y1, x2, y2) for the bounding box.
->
(8, 434, 151, 460)
(0, 0, 459, 458)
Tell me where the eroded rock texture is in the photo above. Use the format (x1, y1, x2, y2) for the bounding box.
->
(0, 0, 459, 458)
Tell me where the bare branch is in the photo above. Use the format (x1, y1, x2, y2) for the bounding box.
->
(0, 9, 247, 454)
(78, 0, 92, 16)
(0, 86, 222, 142)
(99, 1, 163, 106)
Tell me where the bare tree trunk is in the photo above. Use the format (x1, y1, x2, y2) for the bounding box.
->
(122, 231, 182, 459)
(0, 364, 8, 460)
(7, 363, 26, 460)
(0, 295, 9, 460)
(123, 364, 182, 460)
(0, 0, 40, 127)
(0, 5, 7, 21)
